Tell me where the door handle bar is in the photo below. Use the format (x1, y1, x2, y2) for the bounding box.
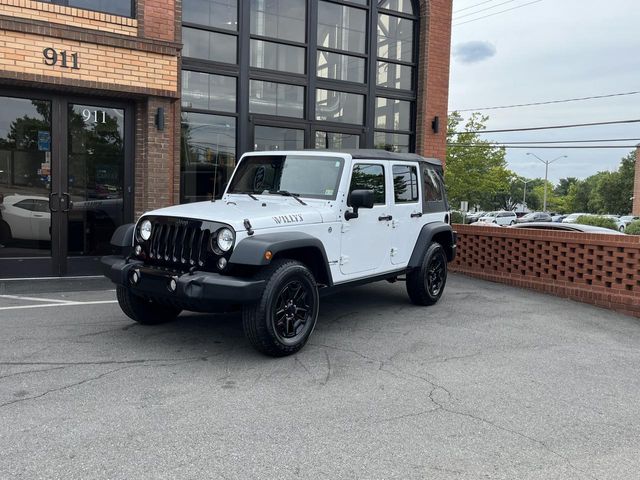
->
(49, 192, 59, 212)
(61, 193, 72, 213)
(411, 212, 423, 218)
(378, 215, 393, 221)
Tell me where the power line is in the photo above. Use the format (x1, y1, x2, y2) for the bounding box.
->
(453, 0, 500, 14)
(450, 118, 640, 134)
(451, 91, 640, 112)
(453, 0, 543, 26)
(454, 0, 521, 21)
(470, 138, 640, 145)
(447, 144, 639, 149)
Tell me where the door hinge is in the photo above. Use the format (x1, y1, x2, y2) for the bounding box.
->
(392, 220, 399, 228)
(341, 223, 350, 233)
(390, 248, 398, 257)
(339, 255, 350, 265)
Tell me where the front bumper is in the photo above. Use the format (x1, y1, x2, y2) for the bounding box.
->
(101, 256, 265, 310)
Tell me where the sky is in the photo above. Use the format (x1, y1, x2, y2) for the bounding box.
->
(448, 0, 640, 183)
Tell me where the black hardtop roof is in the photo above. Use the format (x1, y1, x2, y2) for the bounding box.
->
(305, 149, 442, 166)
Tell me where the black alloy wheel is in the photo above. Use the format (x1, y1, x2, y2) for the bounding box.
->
(243, 259, 319, 356)
(272, 280, 314, 344)
(406, 242, 448, 306)
(425, 251, 446, 297)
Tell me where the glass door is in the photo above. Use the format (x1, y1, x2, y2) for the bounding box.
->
(0, 92, 133, 278)
(64, 101, 132, 275)
(0, 95, 58, 277)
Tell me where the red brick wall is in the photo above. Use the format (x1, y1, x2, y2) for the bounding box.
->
(134, 97, 178, 217)
(141, 0, 176, 42)
(416, 0, 452, 166)
(450, 224, 640, 318)
(633, 147, 640, 216)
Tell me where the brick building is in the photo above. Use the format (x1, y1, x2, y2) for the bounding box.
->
(0, 0, 452, 278)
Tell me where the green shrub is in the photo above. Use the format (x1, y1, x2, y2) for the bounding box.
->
(625, 220, 640, 235)
(451, 211, 464, 224)
(576, 215, 618, 230)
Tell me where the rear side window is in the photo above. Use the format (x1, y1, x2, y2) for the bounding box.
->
(349, 163, 385, 205)
(392, 165, 419, 203)
(423, 167, 443, 202)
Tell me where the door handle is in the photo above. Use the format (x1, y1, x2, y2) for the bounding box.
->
(378, 215, 393, 221)
(61, 193, 72, 213)
(49, 192, 59, 212)
(410, 212, 423, 218)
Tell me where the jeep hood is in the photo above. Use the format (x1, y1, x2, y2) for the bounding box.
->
(141, 196, 327, 231)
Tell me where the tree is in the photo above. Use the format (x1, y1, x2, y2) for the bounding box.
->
(445, 112, 512, 210)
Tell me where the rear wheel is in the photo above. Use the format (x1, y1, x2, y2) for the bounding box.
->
(116, 286, 181, 325)
(243, 259, 319, 357)
(406, 242, 448, 306)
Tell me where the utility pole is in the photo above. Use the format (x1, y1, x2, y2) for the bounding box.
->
(526, 153, 567, 212)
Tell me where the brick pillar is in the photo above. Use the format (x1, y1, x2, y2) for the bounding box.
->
(633, 146, 640, 215)
(134, 97, 178, 217)
(415, 0, 453, 167)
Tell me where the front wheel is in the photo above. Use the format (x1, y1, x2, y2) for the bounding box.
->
(242, 259, 319, 357)
(116, 286, 181, 325)
(406, 242, 448, 306)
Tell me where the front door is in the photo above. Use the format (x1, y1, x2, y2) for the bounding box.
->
(339, 162, 392, 278)
(0, 92, 133, 278)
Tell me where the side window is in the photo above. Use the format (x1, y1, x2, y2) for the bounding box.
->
(349, 163, 385, 205)
(392, 165, 419, 203)
(14, 200, 35, 211)
(423, 167, 443, 202)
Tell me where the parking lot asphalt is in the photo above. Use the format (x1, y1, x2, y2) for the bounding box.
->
(2, 274, 640, 480)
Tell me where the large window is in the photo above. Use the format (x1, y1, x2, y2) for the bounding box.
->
(181, 0, 419, 202)
(43, 0, 134, 17)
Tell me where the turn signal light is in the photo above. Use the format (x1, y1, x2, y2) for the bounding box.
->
(264, 250, 273, 260)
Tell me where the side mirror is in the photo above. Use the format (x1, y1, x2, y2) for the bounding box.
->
(345, 189, 375, 220)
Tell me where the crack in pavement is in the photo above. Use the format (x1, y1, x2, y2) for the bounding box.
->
(0, 365, 71, 380)
(313, 342, 597, 480)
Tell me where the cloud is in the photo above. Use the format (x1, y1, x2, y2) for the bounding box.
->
(453, 41, 497, 64)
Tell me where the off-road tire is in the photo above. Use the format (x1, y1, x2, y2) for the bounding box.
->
(0, 221, 12, 244)
(406, 242, 448, 306)
(242, 259, 319, 357)
(116, 286, 181, 325)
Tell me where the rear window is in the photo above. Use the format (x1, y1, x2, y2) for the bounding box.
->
(392, 165, 419, 203)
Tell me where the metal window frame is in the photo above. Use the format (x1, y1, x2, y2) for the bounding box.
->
(180, 0, 420, 162)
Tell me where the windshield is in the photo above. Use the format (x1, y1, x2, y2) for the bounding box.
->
(227, 154, 344, 200)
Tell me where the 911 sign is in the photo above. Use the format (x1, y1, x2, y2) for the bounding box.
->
(42, 48, 79, 70)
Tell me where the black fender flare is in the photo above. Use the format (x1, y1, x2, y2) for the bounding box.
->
(109, 223, 135, 256)
(229, 232, 333, 286)
(408, 222, 456, 268)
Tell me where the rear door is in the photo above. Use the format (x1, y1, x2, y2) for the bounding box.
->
(390, 163, 422, 266)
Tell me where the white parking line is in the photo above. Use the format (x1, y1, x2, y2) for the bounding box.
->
(0, 300, 118, 311)
(0, 294, 76, 304)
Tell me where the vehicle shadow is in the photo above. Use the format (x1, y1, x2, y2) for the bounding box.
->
(119, 283, 412, 357)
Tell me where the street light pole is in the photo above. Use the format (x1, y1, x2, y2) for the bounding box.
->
(526, 153, 568, 212)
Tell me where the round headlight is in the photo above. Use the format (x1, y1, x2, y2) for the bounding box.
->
(216, 228, 235, 252)
(140, 220, 152, 241)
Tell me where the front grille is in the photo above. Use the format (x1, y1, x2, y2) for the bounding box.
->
(140, 217, 228, 271)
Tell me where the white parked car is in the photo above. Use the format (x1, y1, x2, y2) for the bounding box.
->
(477, 211, 517, 226)
(0, 194, 51, 243)
(103, 150, 457, 357)
(562, 213, 588, 224)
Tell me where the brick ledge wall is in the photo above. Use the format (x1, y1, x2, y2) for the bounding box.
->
(450, 224, 640, 318)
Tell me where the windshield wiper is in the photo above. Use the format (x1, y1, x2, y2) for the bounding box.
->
(272, 190, 307, 206)
(234, 191, 259, 201)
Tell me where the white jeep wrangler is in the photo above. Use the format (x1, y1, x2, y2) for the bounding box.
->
(102, 150, 456, 356)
